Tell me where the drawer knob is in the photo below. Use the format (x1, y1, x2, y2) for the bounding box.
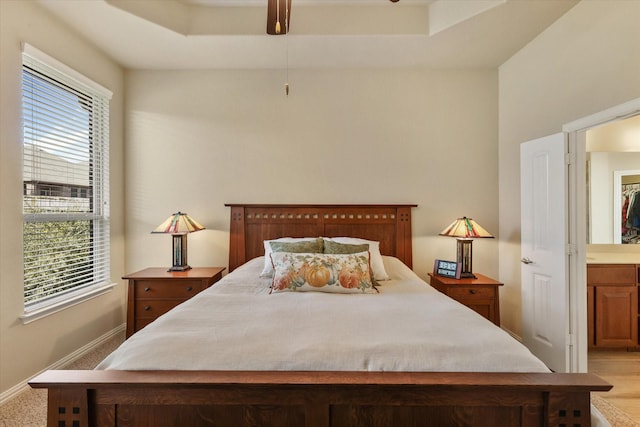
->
(144, 287, 150, 292)
(186, 286, 193, 292)
(144, 306, 151, 311)
(469, 289, 477, 295)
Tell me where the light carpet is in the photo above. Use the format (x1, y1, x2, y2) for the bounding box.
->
(0, 331, 124, 427)
(592, 394, 640, 427)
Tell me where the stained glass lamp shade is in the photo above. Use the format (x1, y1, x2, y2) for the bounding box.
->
(152, 212, 205, 272)
(439, 217, 494, 279)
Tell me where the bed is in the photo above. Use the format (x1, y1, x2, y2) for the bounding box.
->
(30, 204, 611, 427)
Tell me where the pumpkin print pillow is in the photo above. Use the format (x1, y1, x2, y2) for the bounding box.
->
(259, 237, 323, 278)
(269, 252, 377, 294)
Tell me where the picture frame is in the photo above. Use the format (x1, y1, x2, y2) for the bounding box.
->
(433, 259, 461, 279)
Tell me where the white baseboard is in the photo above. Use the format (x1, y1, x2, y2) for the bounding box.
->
(0, 323, 125, 405)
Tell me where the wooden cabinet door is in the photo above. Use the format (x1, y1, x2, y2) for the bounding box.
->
(594, 285, 638, 348)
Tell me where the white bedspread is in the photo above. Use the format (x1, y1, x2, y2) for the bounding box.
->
(97, 256, 611, 427)
(98, 256, 550, 373)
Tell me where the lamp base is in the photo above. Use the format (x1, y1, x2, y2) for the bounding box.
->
(456, 238, 475, 279)
(170, 234, 190, 272)
(168, 265, 192, 272)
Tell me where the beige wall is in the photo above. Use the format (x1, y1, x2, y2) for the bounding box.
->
(124, 68, 499, 282)
(587, 114, 640, 152)
(498, 0, 640, 335)
(0, 2, 499, 394)
(0, 1, 125, 394)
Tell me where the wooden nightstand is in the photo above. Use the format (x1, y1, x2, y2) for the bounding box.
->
(124, 267, 225, 338)
(428, 272, 503, 326)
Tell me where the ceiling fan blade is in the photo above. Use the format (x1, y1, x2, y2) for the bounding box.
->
(267, 0, 292, 35)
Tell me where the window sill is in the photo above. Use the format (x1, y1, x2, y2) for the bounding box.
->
(21, 283, 116, 324)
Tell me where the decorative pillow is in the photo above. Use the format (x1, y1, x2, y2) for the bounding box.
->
(324, 238, 390, 281)
(270, 252, 377, 294)
(269, 238, 324, 254)
(323, 240, 369, 255)
(260, 237, 323, 277)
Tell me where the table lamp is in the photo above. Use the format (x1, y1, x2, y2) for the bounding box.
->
(152, 212, 205, 271)
(439, 217, 493, 279)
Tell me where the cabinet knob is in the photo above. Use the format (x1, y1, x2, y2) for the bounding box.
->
(186, 286, 193, 292)
(144, 306, 151, 311)
(469, 289, 477, 295)
(144, 287, 150, 292)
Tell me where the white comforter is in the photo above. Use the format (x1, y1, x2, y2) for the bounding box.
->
(98, 256, 550, 373)
(99, 256, 610, 427)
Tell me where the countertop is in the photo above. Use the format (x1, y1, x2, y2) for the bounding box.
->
(587, 252, 640, 264)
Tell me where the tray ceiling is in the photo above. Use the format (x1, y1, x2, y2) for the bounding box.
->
(37, 0, 578, 69)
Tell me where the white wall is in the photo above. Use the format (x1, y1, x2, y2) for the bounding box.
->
(587, 115, 640, 244)
(498, 0, 640, 335)
(0, 1, 499, 395)
(124, 68, 500, 283)
(586, 114, 640, 152)
(0, 1, 125, 394)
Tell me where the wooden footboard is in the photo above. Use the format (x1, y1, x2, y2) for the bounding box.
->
(30, 370, 611, 427)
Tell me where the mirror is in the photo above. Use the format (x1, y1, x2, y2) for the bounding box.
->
(615, 171, 640, 243)
(587, 115, 640, 244)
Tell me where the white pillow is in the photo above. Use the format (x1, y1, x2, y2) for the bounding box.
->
(259, 237, 320, 277)
(324, 237, 390, 281)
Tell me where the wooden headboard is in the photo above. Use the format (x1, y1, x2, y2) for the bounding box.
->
(225, 204, 416, 271)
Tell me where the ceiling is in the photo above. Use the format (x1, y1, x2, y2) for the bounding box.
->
(36, 0, 579, 70)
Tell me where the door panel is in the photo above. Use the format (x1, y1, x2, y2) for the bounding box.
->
(531, 273, 553, 347)
(521, 133, 569, 373)
(595, 285, 638, 347)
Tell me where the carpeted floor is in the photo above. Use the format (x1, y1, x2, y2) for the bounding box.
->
(0, 331, 125, 427)
(592, 394, 640, 427)
(1, 331, 638, 427)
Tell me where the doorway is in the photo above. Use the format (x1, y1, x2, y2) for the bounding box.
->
(563, 98, 640, 373)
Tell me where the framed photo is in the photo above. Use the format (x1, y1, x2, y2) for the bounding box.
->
(433, 259, 461, 279)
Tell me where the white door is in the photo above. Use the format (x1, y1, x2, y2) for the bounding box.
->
(520, 133, 570, 373)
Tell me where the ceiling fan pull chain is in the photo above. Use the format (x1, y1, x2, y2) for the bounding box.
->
(285, 0, 290, 96)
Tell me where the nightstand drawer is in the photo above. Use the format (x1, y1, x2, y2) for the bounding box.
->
(135, 280, 202, 298)
(124, 267, 225, 338)
(135, 299, 184, 318)
(447, 286, 495, 299)
(427, 272, 503, 326)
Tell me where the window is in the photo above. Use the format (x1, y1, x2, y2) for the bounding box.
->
(21, 45, 112, 318)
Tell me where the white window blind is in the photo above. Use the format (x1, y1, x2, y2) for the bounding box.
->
(22, 47, 111, 313)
